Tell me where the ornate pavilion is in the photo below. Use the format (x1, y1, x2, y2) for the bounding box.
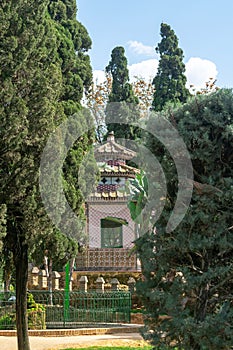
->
(76, 132, 140, 271)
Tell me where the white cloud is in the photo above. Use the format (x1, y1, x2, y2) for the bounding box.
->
(185, 57, 218, 89)
(93, 57, 218, 91)
(128, 59, 158, 82)
(128, 40, 155, 56)
(93, 70, 106, 84)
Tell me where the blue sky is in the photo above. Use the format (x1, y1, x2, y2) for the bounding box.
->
(77, 0, 233, 89)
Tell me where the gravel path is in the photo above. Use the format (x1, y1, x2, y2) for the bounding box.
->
(0, 332, 144, 350)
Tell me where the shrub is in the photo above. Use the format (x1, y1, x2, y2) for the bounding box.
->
(0, 313, 16, 330)
(27, 292, 46, 329)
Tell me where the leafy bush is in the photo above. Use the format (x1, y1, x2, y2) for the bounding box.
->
(27, 292, 46, 329)
(0, 293, 46, 330)
(0, 313, 16, 329)
(27, 292, 45, 312)
(27, 309, 46, 330)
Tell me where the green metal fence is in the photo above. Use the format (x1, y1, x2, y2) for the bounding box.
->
(0, 290, 131, 329)
(0, 292, 16, 330)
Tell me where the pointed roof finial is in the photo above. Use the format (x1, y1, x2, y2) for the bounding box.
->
(107, 131, 115, 142)
(94, 130, 136, 161)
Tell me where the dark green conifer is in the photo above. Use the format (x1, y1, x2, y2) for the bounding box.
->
(133, 89, 233, 349)
(0, 2, 62, 348)
(0, 1, 96, 349)
(47, 0, 97, 240)
(105, 46, 140, 140)
(152, 23, 190, 111)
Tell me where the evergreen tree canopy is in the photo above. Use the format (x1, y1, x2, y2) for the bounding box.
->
(48, 0, 92, 105)
(106, 46, 137, 104)
(0, 1, 96, 349)
(105, 46, 140, 140)
(0, 2, 63, 348)
(32, 229, 79, 270)
(47, 0, 98, 243)
(132, 89, 233, 349)
(152, 23, 190, 111)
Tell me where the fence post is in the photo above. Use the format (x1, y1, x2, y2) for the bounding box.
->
(38, 270, 47, 289)
(79, 276, 88, 292)
(127, 277, 136, 294)
(28, 267, 39, 289)
(110, 278, 119, 291)
(52, 271, 61, 291)
(64, 262, 70, 322)
(95, 277, 105, 293)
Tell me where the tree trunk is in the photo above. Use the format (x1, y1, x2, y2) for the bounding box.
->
(48, 257, 53, 305)
(43, 255, 49, 277)
(190, 336, 201, 350)
(189, 285, 209, 350)
(3, 254, 12, 293)
(196, 285, 209, 322)
(4, 272, 11, 293)
(14, 238, 30, 350)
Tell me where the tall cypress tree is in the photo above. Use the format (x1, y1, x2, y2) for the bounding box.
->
(48, 0, 93, 106)
(0, 2, 62, 349)
(47, 0, 97, 240)
(105, 46, 140, 140)
(0, 1, 96, 349)
(152, 23, 190, 111)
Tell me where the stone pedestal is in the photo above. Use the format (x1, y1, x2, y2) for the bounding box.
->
(38, 270, 47, 289)
(28, 267, 39, 289)
(52, 271, 61, 290)
(110, 278, 119, 291)
(79, 275, 88, 292)
(95, 277, 105, 293)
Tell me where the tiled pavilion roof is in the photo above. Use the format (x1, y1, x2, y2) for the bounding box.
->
(94, 131, 137, 162)
(88, 132, 139, 201)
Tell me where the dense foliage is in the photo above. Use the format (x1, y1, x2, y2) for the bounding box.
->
(152, 23, 190, 112)
(0, 1, 95, 349)
(35, 0, 98, 273)
(47, 0, 97, 237)
(0, 2, 62, 348)
(132, 89, 233, 349)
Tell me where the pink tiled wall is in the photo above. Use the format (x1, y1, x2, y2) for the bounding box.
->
(87, 202, 135, 248)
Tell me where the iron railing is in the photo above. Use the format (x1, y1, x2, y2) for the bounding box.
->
(0, 290, 131, 329)
(0, 292, 16, 329)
